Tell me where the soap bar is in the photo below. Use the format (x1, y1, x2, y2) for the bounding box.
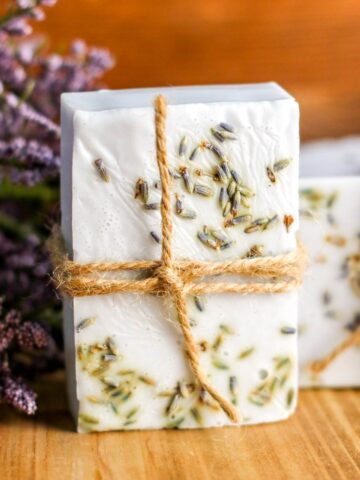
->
(61, 83, 300, 432)
(299, 138, 360, 387)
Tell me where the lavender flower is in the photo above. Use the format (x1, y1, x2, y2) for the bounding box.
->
(17, 321, 49, 349)
(0, 43, 27, 89)
(0, 310, 20, 352)
(1, 19, 33, 37)
(0, 137, 60, 185)
(0, 0, 57, 38)
(0, 0, 114, 415)
(0, 365, 37, 414)
(0, 306, 49, 352)
(0, 304, 50, 414)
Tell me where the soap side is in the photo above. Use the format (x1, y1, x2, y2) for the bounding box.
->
(299, 176, 360, 387)
(60, 97, 79, 422)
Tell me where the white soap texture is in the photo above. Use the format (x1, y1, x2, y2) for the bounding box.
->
(299, 138, 360, 388)
(61, 84, 300, 432)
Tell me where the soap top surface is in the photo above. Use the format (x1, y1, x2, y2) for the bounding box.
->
(61, 83, 295, 112)
(300, 136, 360, 178)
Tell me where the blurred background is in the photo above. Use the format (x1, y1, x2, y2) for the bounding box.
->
(39, 0, 360, 140)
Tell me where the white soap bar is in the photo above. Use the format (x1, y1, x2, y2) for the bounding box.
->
(61, 83, 300, 432)
(299, 138, 360, 387)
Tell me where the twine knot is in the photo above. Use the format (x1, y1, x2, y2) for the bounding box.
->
(156, 264, 184, 295)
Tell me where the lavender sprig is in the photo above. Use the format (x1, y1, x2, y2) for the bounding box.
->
(0, 305, 49, 415)
(0, 1, 56, 37)
(1, 365, 37, 415)
(0, 137, 60, 185)
(0, 0, 114, 415)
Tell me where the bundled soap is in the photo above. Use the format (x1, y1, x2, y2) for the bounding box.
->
(299, 138, 360, 387)
(61, 83, 300, 432)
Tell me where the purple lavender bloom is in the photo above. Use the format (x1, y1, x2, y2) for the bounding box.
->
(70, 39, 87, 56)
(0, 0, 114, 416)
(0, 310, 20, 352)
(0, 307, 49, 351)
(0, 137, 60, 185)
(17, 321, 49, 349)
(29, 8, 45, 22)
(16, 0, 36, 8)
(1, 19, 33, 36)
(38, 0, 58, 6)
(0, 44, 27, 89)
(87, 47, 115, 76)
(2, 372, 37, 414)
(17, 40, 39, 65)
(5, 92, 60, 134)
(0, 304, 51, 414)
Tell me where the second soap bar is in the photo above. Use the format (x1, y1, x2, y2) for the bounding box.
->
(299, 139, 360, 387)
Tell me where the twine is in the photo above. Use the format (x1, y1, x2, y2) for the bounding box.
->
(309, 327, 360, 374)
(309, 252, 360, 374)
(51, 95, 308, 423)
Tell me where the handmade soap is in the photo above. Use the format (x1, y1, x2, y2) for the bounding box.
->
(299, 138, 360, 387)
(61, 83, 300, 432)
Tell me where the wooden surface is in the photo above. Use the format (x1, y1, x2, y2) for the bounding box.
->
(0, 372, 359, 480)
(38, 0, 360, 140)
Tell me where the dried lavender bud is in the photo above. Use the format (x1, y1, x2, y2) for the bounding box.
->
(220, 162, 231, 179)
(230, 169, 241, 184)
(189, 146, 199, 161)
(227, 180, 237, 198)
(210, 127, 225, 143)
(178, 136, 188, 160)
(150, 231, 161, 244)
(179, 166, 194, 193)
(266, 167, 276, 183)
(219, 187, 229, 208)
(273, 159, 291, 172)
(135, 178, 149, 203)
(94, 158, 110, 182)
(193, 183, 214, 197)
(202, 141, 226, 161)
(177, 208, 197, 219)
(219, 122, 235, 133)
(214, 165, 228, 183)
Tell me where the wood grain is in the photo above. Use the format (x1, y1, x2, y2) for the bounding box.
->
(36, 0, 360, 140)
(0, 372, 359, 480)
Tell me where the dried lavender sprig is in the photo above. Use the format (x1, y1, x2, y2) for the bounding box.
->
(0, 0, 113, 417)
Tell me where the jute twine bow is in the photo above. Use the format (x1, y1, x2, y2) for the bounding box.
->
(51, 95, 308, 423)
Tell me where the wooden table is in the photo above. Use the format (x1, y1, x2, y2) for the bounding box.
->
(0, 372, 359, 479)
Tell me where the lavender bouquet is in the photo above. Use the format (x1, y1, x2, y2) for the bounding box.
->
(0, 0, 114, 414)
